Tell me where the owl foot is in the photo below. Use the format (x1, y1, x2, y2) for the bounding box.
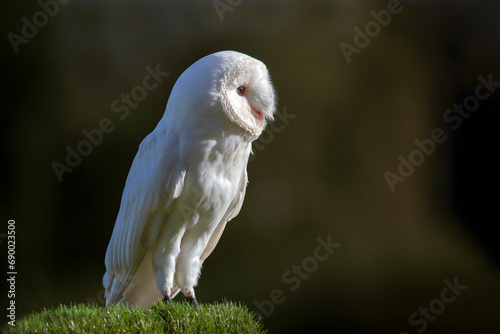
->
(186, 297, 199, 308)
(163, 294, 173, 305)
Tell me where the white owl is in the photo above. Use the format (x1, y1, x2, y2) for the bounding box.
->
(103, 51, 276, 307)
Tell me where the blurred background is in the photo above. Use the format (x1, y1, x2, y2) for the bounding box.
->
(2, 0, 500, 333)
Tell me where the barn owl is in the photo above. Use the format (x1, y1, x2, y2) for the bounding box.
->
(103, 51, 276, 308)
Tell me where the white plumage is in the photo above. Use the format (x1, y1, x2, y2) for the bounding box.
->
(103, 51, 276, 307)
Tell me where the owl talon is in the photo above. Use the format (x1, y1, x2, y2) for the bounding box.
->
(163, 294, 173, 305)
(186, 297, 199, 308)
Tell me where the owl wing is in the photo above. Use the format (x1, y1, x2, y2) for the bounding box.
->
(103, 130, 185, 305)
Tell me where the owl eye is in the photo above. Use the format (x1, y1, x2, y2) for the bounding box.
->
(236, 86, 246, 96)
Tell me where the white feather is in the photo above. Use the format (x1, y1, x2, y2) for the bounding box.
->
(103, 51, 276, 307)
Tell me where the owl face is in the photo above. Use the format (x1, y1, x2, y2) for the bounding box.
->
(218, 54, 276, 136)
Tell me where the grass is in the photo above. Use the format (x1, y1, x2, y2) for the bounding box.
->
(2, 300, 267, 334)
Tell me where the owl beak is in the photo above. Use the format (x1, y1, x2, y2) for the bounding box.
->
(251, 107, 266, 127)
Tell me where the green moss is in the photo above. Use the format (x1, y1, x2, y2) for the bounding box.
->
(3, 300, 266, 334)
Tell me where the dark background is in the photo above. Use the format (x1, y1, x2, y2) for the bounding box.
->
(2, 0, 500, 333)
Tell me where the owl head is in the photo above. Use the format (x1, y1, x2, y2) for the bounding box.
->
(163, 51, 276, 139)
